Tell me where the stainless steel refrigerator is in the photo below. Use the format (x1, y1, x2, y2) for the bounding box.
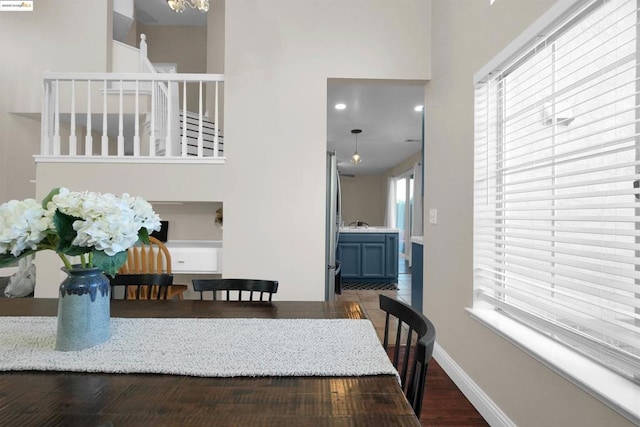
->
(325, 151, 342, 301)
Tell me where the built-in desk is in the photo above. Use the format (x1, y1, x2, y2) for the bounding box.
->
(165, 240, 222, 274)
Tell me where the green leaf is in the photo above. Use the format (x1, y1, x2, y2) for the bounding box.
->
(53, 210, 81, 255)
(138, 227, 150, 245)
(41, 188, 61, 209)
(0, 254, 20, 268)
(93, 250, 128, 278)
(0, 249, 38, 268)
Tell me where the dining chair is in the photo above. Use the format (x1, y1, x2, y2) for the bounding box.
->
(109, 273, 174, 300)
(379, 294, 436, 418)
(119, 236, 187, 300)
(192, 279, 279, 301)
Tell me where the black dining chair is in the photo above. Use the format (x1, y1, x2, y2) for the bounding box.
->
(110, 273, 174, 300)
(379, 294, 436, 418)
(192, 279, 278, 301)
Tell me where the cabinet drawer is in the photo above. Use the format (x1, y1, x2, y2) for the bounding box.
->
(339, 233, 386, 243)
(170, 247, 219, 273)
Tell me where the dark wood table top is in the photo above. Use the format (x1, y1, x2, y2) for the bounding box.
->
(0, 299, 420, 426)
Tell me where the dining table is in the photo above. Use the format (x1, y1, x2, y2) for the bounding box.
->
(0, 298, 421, 426)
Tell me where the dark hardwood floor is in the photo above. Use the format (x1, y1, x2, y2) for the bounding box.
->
(422, 360, 489, 426)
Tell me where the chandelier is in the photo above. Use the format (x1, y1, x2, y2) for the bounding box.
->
(166, 0, 209, 13)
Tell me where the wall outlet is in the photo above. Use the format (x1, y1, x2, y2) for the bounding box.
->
(429, 208, 438, 224)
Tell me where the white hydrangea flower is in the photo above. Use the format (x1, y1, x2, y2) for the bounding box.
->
(0, 198, 50, 257)
(49, 187, 85, 218)
(45, 189, 159, 257)
(122, 193, 161, 233)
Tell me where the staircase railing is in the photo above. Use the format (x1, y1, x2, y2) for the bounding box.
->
(39, 72, 223, 162)
(138, 34, 177, 152)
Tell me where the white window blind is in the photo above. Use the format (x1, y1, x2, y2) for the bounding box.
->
(474, 0, 640, 382)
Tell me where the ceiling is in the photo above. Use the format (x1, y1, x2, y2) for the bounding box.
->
(134, 0, 208, 26)
(327, 81, 424, 176)
(133, 1, 425, 176)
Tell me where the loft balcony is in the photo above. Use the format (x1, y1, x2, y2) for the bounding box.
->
(36, 72, 224, 165)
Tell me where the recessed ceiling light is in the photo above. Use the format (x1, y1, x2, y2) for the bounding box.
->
(414, 105, 424, 112)
(335, 103, 346, 110)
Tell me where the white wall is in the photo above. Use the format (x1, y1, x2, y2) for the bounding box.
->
(340, 174, 386, 226)
(223, 0, 430, 300)
(0, 0, 113, 201)
(423, 1, 635, 426)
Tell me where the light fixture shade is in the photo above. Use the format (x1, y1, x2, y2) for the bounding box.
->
(350, 129, 363, 165)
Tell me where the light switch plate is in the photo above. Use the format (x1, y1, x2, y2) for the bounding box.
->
(429, 208, 437, 224)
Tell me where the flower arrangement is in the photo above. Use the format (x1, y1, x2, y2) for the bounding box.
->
(0, 188, 161, 277)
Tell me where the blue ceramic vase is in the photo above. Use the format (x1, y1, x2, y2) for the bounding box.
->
(55, 267, 111, 351)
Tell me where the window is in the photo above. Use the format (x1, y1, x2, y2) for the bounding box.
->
(474, 0, 640, 387)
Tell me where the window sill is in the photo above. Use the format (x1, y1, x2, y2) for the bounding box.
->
(466, 308, 640, 425)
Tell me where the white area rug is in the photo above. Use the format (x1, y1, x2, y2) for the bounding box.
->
(0, 317, 398, 379)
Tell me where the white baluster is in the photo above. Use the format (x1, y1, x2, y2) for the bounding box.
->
(118, 80, 124, 156)
(53, 80, 60, 156)
(166, 79, 172, 156)
(85, 80, 93, 156)
(69, 80, 77, 156)
(214, 81, 219, 158)
(198, 81, 203, 158)
(42, 80, 50, 155)
(182, 80, 187, 157)
(150, 81, 156, 157)
(139, 34, 147, 72)
(101, 79, 108, 156)
(133, 80, 140, 157)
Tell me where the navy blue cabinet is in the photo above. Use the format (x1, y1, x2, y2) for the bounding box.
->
(337, 232, 398, 283)
(411, 241, 423, 311)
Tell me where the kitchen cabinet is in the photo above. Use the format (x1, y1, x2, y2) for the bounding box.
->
(337, 231, 398, 283)
(411, 238, 423, 311)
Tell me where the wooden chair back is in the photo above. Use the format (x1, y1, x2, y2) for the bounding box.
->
(192, 279, 278, 301)
(379, 294, 436, 418)
(110, 273, 174, 300)
(119, 236, 186, 299)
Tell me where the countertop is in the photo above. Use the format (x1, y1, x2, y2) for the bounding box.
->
(340, 226, 400, 233)
(411, 236, 424, 245)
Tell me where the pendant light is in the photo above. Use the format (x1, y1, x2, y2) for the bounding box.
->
(351, 129, 362, 164)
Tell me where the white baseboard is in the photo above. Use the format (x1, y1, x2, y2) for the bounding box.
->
(433, 342, 515, 427)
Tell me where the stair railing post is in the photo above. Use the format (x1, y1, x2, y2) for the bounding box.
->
(182, 80, 187, 157)
(166, 77, 172, 156)
(214, 80, 219, 158)
(139, 34, 148, 72)
(118, 79, 124, 156)
(41, 79, 50, 156)
(134, 79, 140, 157)
(53, 80, 60, 156)
(85, 80, 93, 156)
(101, 79, 108, 156)
(69, 79, 76, 156)
(150, 80, 156, 157)
(198, 80, 203, 158)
